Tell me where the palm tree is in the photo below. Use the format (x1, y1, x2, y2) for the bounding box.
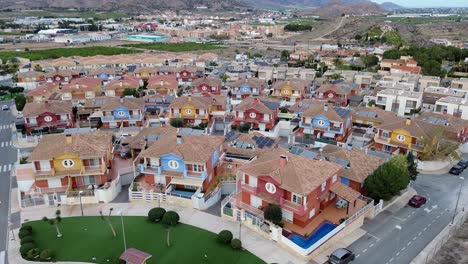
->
(100, 208, 117, 237)
(42, 210, 63, 238)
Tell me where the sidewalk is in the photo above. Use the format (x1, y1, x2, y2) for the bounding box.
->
(11, 202, 307, 264)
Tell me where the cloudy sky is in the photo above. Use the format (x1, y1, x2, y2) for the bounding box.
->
(372, 0, 468, 7)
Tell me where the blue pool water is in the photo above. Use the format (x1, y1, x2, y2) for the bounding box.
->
(289, 221, 337, 249)
(169, 190, 196, 198)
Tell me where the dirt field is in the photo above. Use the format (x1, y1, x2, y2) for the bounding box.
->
(430, 220, 468, 264)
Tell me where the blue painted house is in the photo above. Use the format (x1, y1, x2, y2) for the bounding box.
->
(100, 97, 145, 128)
(231, 78, 264, 99)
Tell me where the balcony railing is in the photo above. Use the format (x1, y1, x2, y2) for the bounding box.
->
(376, 100, 387, 105)
(238, 181, 258, 195)
(280, 197, 306, 216)
(374, 135, 391, 143)
(34, 169, 55, 178)
(410, 143, 424, 151)
(82, 164, 105, 174)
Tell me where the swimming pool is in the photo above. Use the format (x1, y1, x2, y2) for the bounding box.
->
(169, 189, 196, 199)
(288, 221, 337, 249)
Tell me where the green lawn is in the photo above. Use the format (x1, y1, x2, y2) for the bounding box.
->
(0, 46, 141, 62)
(122, 42, 224, 52)
(25, 216, 265, 264)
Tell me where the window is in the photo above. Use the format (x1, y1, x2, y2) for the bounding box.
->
(60, 114, 68, 121)
(185, 109, 192, 114)
(89, 159, 99, 166)
(396, 134, 406, 141)
(317, 120, 326, 126)
(328, 93, 334, 98)
(44, 116, 53, 122)
(309, 208, 315, 219)
(283, 90, 289, 94)
(83, 176, 95, 185)
(265, 183, 276, 194)
(249, 112, 256, 118)
(321, 181, 327, 191)
(292, 193, 302, 205)
(382, 131, 390, 139)
(332, 175, 337, 183)
(168, 160, 179, 169)
(383, 145, 392, 152)
(62, 159, 75, 168)
(193, 164, 203, 172)
(201, 85, 208, 90)
(117, 111, 126, 116)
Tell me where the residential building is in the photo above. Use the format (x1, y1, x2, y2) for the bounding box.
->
(99, 97, 145, 129)
(315, 80, 354, 107)
(190, 76, 222, 95)
(423, 87, 466, 112)
(17, 71, 45, 83)
(419, 76, 441, 91)
(451, 78, 468, 90)
(354, 73, 375, 90)
(122, 126, 178, 157)
(25, 83, 59, 102)
(25, 131, 113, 205)
(380, 56, 421, 74)
(60, 77, 102, 102)
(271, 79, 310, 103)
(23, 100, 74, 135)
(417, 112, 468, 143)
(375, 89, 423, 117)
(299, 103, 352, 143)
(44, 70, 80, 83)
(105, 76, 142, 97)
(168, 96, 212, 125)
(136, 133, 225, 196)
(374, 81, 416, 93)
(133, 67, 158, 80)
(231, 78, 264, 99)
(89, 68, 120, 80)
(233, 97, 280, 131)
(352, 106, 401, 128)
(146, 75, 179, 96)
(175, 66, 204, 85)
(289, 99, 316, 116)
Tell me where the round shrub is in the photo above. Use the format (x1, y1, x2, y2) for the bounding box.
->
(231, 238, 242, 250)
(18, 229, 32, 239)
(217, 230, 233, 244)
(40, 249, 54, 261)
(20, 225, 32, 233)
(162, 211, 180, 226)
(20, 242, 35, 256)
(26, 248, 40, 260)
(148, 207, 166, 222)
(20, 236, 34, 245)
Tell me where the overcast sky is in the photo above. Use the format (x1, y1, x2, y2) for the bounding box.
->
(372, 0, 468, 7)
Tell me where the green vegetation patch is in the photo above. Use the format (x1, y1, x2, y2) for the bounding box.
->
(122, 42, 224, 52)
(25, 216, 264, 264)
(0, 46, 141, 62)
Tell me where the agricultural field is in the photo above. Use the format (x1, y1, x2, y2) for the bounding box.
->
(122, 42, 224, 52)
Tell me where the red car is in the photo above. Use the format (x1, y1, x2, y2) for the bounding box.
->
(408, 195, 427, 208)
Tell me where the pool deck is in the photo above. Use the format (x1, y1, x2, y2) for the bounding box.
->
(284, 199, 366, 235)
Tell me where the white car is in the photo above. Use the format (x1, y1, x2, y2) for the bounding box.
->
(2, 105, 9, 111)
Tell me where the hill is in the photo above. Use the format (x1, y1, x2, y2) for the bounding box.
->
(299, 1, 385, 17)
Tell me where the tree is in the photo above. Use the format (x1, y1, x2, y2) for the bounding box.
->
(231, 238, 242, 249)
(280, 50, 291, 61)
(364, 155, 410, 201)
(333, 58, 343, 68)
(367, 100, 376, 107)
(221, 73, 229, 83)
(170, 118, 184, 128)
(99, 208, 117, 238)
(14, 93, 26, 111)
(34, 64, 42, 72)
(328, 73, 343, 81)
(148, 207, 166, 222)
(354, 34, 362, 40)
(123, 88, 138, 98)
(238, 122, 251, 133)
(419, 127, 461, 161)
(406, 152, 418, 181)
(72, 106, 78, 122)
(42, 210, 63, 237)
(161, 211, 180, 247)
(361, 55, 379, 68)
(217, 230, 233, 244)
(264, 204, 282, 225)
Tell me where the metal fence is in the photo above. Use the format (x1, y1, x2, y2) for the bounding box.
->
(21, 196, 46, 208)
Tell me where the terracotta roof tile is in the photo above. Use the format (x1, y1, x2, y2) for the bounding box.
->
(23, 100, 72, 117)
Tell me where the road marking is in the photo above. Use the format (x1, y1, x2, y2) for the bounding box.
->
(423, 227, 427, 231)
(396, 252, 400, 256)
(428, 223, 432, 227)
(2, 165, 6, 172)
(407, 241, 412, 246)
(369, 243, 374, 248)
(392, 216, 405, 221)
(432, 219, 437, 223)
(0, 250, 5, 264)
(413, 236, 417, 241)
(362, 248, 368, 253)
(356, 254, 360, 259)
(1, 142, 3, 147)
(418, 232, 422, 236)
(436, 215, 440, 219)
(367, 233, 381, 241)
(390, 257, 394, 262)
(402, 246, 406, 251)
(8, 164, 12, 171)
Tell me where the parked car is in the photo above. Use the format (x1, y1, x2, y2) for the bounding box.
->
(457, 160, 468, 169)
(327, 248, 355, 264)
(449, 165, 465, 175)
(408, 195, 427, 208)
(2, 105, 9, 110)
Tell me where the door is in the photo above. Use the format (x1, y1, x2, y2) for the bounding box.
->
(250, 195, 262, 209)
(281, 208, 294, 222)
(258, 123, 266, 131)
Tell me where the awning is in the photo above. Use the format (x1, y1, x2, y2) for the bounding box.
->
(330, 182, 361, 202)
(323, 131, 336, 138)
(169, 178, 203, 187)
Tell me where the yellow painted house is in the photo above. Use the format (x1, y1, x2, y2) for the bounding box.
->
(169, 96, 212, 126)
(272, 79, 309, 102)
(27, 131, 113, 199)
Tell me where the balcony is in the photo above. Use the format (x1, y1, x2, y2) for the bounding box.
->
(82, 164, 106, 175)
(34, 169, 56, 179)
(410, 143, 424, 151)
(299, 121, 313, 128)
(185, 170, 207, 180)
(329, 127, 343, 133)
(139, 164, 161, 174)
(54, 168, 82, 177)
(280, 197, 306, 216)
(238, 181, 258, 195)
(376, 99, 387, 105)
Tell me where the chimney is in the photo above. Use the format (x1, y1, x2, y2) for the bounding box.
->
(279, 155, 288, 168)
(406, 118, 411, 125)
(324, 104, 329, 111)
(160, 80, 164, 86)
(65, 134, 72, 144)
(176, 135, 182, 144)
(119, 81, 123, 87)
(188, 95, 192, 101)
(75, 83, 79, 89)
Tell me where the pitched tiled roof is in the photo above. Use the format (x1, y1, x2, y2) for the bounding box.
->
(26, 83, 59, 97)
(169, 96, 211, 109)
(192, 76, 222, 87)
(272, 79, 310, 91)
(352, 106, 402, 125)
(321, 145, 386, 184)
(61, 77, 102, 92)
(234, 97, 279, 114)
(100, 97, 145, 111)
(138, 134, 224, 163)
(23, 100, 72, 117)
(44, 69, 79, 78)
(123, 127, 177, 149)
(302, 102, 350, 121)
(28, 131, 112, 161)
(147, 75, 178, 90)
(239, 149, 342, 196)
(377, 119, 441, 138)
(224, 132, 279, 158)
(232, 78, 264, 88)
(417, 112, 468, 135)
(315, 80, 353, 95)
(105, 76, 141, 91)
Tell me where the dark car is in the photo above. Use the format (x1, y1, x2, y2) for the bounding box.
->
(408, 195, 427, 208)
(327, 248, 355, 264)
(457, 160, 468, 169)
(449, 165, 464, 175)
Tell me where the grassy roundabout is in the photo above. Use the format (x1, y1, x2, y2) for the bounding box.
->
(24, 216, 265, 264)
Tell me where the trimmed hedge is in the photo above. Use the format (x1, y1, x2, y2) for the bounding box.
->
(40, 249, 54, 261)
(20, 236, 34, 245)
(26, 248, 40, 260)
(19, 229, 32, 239)
(231, 238, 242, 250)
(217, 230, 233, 244)
(148, 207, 166, 222)
(20, 225, 32, 232)
(20, 243, 36, 256)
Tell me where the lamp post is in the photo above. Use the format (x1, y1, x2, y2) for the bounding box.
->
(451, 176, 465, 225)
(395, 225, 402, 259)
(78, 190, 84, 216)
(119, 211, 128, 263)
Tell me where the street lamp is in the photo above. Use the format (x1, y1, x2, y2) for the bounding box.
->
(118, 210, 128, 263)
(239, 217, 245, 241)
(451, 176, 465, 225)
(78, 191, 84, 216)
(395, 225, 402, 259)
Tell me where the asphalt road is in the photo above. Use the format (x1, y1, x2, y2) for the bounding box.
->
(348, 158, 468, 264)
(0, 100, 18, 264)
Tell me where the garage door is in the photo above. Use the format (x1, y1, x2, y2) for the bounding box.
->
(282, 208, 294, 222)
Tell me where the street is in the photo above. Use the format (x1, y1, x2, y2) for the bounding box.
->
(0, 100, 18, 264)
(348, 161, 468, 264)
